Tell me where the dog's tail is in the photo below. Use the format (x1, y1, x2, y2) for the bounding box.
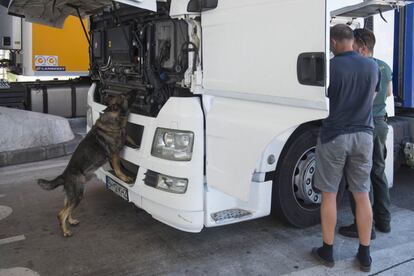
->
(37, 175, 64, 190)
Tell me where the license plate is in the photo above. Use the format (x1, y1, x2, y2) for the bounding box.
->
(106, 176, 129, 201)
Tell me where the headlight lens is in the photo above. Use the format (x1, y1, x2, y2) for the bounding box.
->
(86, 107, 93, 128)
(156, 174, 188, 194)
(152, 128, 194, 161)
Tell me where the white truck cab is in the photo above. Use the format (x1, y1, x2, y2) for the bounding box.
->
(8, 0, 410, 232)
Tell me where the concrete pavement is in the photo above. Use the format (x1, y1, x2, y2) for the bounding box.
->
(0, 159, 413, 276)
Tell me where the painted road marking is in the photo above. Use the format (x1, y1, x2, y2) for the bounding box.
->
(0, 235, 26, 246)
(284, 241, 414, 276)
(0, 206, 12, 220)
(0, 267, 40, 276)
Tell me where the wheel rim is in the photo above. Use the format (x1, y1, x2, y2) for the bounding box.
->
(292, 146, 321, 210)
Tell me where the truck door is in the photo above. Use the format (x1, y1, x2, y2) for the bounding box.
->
(201, 0, 329, 201)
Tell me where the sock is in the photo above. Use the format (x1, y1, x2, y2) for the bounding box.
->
(317, 242, 334, 262)
(357, 244, 372, 266)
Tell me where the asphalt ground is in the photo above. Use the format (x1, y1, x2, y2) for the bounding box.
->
(0, 158, 413, 276)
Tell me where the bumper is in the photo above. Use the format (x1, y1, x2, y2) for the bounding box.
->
(95, 168, 204, 233)
(88, 85, 205, 233)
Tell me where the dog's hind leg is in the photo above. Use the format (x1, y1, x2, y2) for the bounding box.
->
(66, 178, 84, 229)
(58, 197, 74, 237)
(68, 213, 80, 226)
(111, 154, 133, 183)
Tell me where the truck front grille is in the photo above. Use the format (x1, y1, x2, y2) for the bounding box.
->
(120, 158, 139, 182)
(126, 123, 144, 149)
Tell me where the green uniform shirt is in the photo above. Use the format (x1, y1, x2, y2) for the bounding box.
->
(371, 58, 392, 117)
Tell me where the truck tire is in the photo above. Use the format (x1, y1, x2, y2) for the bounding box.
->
(272, 124, 345, 228)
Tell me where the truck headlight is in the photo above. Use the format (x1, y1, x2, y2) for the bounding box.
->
(86, 107, 93, 128)
(151, 128, 194, 161)
(156, 173, 188, 194)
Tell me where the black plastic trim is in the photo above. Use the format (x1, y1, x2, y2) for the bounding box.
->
(297, 52, 325, 87)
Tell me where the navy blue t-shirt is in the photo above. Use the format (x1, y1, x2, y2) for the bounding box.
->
(320, 51, 380, 143)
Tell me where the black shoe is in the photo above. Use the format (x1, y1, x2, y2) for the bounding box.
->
(311, 247, 335, 268)
(375, 223, 391, 233)
(356, 251, 372, 272)
(338, 223, 376, 240)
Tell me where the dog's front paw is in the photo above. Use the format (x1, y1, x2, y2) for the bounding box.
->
(120, 175, 133, 184)
(125, 176, 134, 184)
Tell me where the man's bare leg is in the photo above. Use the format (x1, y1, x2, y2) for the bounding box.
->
(353, 191, 373, 272)
(321, 192, 337, 245)
(311, 191, 337, 267)
(353, 192, 373, 245)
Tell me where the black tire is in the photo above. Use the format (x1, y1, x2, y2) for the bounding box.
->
(272, 124, 345, 228)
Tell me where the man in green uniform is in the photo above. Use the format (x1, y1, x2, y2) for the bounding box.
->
(339, 28, 393, 238)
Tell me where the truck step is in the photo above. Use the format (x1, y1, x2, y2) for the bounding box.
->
(211, 209, 252, 223)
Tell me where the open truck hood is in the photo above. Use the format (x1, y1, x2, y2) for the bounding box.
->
(332, 0, 412, 18)
(8, 0, 157, 28)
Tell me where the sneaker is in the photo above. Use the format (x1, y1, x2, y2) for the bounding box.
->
(375, 223, 391, 233)
(356, 251, 372, 272)
(311, 247, 335, 268)
(338, 223, 376, 240)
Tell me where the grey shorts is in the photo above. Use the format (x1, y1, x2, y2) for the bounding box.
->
(314, 132, 373, 193)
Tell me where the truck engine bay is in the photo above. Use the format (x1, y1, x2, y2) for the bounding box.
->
(90, 1, 200, 117)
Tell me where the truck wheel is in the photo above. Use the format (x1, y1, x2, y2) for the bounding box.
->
(272, 125, 345, 228)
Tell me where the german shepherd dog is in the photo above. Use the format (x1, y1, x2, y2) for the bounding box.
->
(38, 92, 136, 237)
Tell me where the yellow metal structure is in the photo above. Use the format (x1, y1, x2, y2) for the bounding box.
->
(22, 16, 89, 76)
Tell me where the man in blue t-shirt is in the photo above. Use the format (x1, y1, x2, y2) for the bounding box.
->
(339, 28, 393, 238)
(312, 24, 379, 272)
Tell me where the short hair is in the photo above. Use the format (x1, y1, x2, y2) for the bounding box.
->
(353, 28, 376, 53)
(330, 24, 354, 41)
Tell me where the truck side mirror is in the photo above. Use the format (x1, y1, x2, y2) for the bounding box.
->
(187, 0, 218, 12)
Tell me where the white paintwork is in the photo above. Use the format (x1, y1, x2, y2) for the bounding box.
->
(0, 235, 26, 246)
(89, 85, 205, 232)
(0, 268, 39, 276)
(202, 0, 328, 201)
(204, 181, 272, 227)
(170, 0, 200, 18)
(116, 0, 157, 11)
(0, 206, 12, 221)
(0, 6, 22, 51)
(386, 125, 395, 188)
(205, 98, 327, 201)
(202, 0, 328, 110)
(374, 11, 395, 67)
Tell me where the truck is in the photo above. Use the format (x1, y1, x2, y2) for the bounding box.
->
(5, 0, 414, 232)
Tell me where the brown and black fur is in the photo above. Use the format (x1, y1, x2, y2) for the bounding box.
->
(37, 93, 136, 237)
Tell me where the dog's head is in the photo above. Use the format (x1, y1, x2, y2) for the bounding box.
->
(103, 92, 136, 112)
